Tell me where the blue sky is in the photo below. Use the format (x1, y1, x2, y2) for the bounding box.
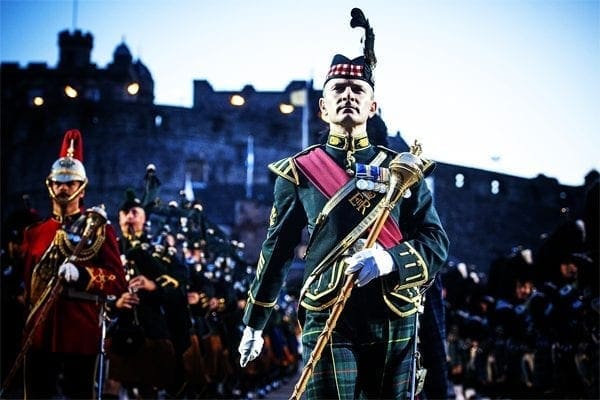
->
(1, 0, 598, 186)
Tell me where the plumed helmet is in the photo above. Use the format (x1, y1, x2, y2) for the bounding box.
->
(48, 129, 87, 183)
(46, 129, 88, 202)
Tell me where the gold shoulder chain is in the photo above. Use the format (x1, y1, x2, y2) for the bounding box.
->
(55, 225, 106, 262)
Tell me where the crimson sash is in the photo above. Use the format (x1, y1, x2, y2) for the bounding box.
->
(295, 147, 403, 249)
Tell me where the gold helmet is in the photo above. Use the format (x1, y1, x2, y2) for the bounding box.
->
(45, 129, 88, 203)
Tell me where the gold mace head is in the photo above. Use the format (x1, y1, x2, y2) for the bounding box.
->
(386, 140, 426, 207)
(81, 205, 108, 237)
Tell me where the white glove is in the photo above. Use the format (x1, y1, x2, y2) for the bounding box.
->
(58, 262, 80, 283)
(345, 247, 395, 287)
(238, 326, 264, 367)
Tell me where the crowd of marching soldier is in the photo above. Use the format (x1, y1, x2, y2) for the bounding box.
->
(106, 193, 303, 399)
(1, 187, 302, 399)
(440, 220, 598, 399)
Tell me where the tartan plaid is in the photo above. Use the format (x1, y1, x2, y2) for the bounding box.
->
(301, 290, 417, 399)
(327, 63, 365, 80)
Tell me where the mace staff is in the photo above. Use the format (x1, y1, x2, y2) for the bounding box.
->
(289, 142, 429, 400)
(0, 206, 108, 396)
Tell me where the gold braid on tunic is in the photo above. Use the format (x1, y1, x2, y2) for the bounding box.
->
(29, 222, 106, 308)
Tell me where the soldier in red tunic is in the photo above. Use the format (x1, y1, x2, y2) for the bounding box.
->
(20, 129, 127, 399)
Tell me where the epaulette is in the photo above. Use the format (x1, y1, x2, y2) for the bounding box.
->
(268, 144, 321, 185)
(268, 157, 299, 185)
(375, 145, 437, 176)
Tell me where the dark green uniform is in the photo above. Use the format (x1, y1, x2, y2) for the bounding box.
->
(108, 232, 192, 396)
(243, 132, 449, 398)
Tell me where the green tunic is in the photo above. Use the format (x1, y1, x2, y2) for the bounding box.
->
(243, 141, 449, 327)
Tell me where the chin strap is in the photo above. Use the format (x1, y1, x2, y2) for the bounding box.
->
(45, 178, 88, 205)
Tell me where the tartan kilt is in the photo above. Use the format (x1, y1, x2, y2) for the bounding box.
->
(182, 334, 210, 385)
(107, 337, 176, 386)
(301, 285, 417, 399)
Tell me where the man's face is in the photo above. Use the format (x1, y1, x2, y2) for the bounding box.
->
(515, 280, 534, 301)
(559, 261, 578, 282)
(319, 78, 377, 128)
(50, 180, 84, 204)
(119, 206, 146, 235)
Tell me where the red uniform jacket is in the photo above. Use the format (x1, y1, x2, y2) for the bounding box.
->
(22, 217, 127, 355)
